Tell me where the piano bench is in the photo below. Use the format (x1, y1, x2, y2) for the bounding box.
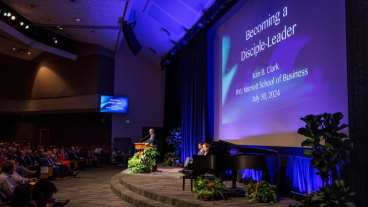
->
(180, 175, 197, 191)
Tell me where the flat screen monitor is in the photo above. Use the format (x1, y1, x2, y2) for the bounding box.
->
(100, 95, 129, 113)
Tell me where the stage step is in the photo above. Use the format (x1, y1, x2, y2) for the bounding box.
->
(110, 174, 174, 207)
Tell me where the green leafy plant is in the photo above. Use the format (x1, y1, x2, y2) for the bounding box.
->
(161, 152, 178, 166)
(296, 112, 355, 207)
(166, 128, 182, 157)
(127, 148, 160, 174)
(311, 179, 355, 207)
(193, 176, 225, 201)
(297, 112, 352, 183)
(290, 180, 355, 207)
(244, 180, 277, 203)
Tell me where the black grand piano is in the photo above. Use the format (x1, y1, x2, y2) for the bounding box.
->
(184, 140, 279, 188)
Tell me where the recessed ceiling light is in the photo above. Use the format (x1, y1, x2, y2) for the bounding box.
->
(20, 22, 24, 26)
(74, 18, 81, 22)
(25, 25, 29, 29)
(7, 13, 11, 17)
(28, 52, 31, 55)
(59, 27, 63, 30)
(3, 13, 7, 16)
(13, 48, 16, 51)
(11, 16, 15, 20)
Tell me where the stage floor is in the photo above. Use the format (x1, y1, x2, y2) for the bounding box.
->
(111, 166, 299, 207)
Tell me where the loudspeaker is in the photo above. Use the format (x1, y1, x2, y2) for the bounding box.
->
(122, 22, 142, 55)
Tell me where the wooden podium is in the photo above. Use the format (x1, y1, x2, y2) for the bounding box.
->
(134, 143, 153, 157)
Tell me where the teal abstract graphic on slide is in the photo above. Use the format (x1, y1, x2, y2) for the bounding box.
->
(222, 36, 238, 106)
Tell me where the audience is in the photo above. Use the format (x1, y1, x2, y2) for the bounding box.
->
(0, 142, 108, 206)
(0, 161, 16, 199)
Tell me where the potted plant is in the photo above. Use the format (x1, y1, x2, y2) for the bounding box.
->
(295, 112, 355, 206)
(127, 148, 160, 173)
(298, 112, 353, 183)
(161, 152, 178, 166)
(193, 176, 225, 201)
(244, 179, 277, 203)
(166, 128, 182, 158)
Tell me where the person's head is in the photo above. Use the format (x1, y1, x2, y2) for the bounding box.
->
(43, 152, 50, 158)
(71, 146, 75, 151)
(31, 179, 58, 207)
(149, 128, 154, 135)
(10, 183, 32, 207)
(198, 142, 204, 150)
(20, 150, 26, 156)
(2, 160, 15, 175)
(203, 143, 210, 152)
(11, 160, 19, 171)
(52, 148, 57, 155)
(26, 149, 32, 155)
(12, 148, 17, 153)
(7, 146, 12, 152)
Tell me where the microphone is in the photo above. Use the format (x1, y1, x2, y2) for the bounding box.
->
(139, 135, 149, 142)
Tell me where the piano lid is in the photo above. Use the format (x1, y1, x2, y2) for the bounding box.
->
(210, 140, 279, 156)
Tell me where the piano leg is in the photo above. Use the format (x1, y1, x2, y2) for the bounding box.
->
(231, 169, 238, 189)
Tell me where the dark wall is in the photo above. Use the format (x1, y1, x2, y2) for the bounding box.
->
(0, 113, 112, 146)
(346, 0, 368, 205)
(0, 51, 114, 101)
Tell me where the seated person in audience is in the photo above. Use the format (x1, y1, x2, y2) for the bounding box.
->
(25, 179, 61, 207)
(0, 160, 17, 199)
(57, 149, 71, 169)
(10, 183, 32, 207)
(7, 147, 16, 160)
(202, 143, 210, 155)
(25, 150, 38, 166)
(69, 146, 86, 170)
(41, 152, 62, 181)
(93, 145, 103, 167)
(183, 142, 205, 169)
(42, 152, 78, 179)
(10, 160, 37, 184)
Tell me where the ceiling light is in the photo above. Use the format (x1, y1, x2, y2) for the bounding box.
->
(13, 48, 16, 51)
(7, 13, 11, 17)
(25, 25, 29, 29)
(11, 16, 15, 20)
(20, 22, 24, 26)
(28, 52, 31, 55)
(59, 27, 63, 30)
(4, 13, 7, 16)
(74, 18, 81, 22)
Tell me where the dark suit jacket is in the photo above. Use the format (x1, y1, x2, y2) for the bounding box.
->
(25, 155, 34, 165)
(17, 156, 27, 166)
(144, 134, 158, 148)
(41, 158, 54, 167)
(69, 151, 80, 160)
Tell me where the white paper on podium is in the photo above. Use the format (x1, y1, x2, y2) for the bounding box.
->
(40, 167, 49, 173)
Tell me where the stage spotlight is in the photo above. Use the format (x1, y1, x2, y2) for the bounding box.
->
(25, 25, 29, 29)
(182, 38, 189, 45)
(4, 13, 7, 16)
(7, 13, 11, 17)
(11, 16, 15, 20)
(20, 22, 24, 26)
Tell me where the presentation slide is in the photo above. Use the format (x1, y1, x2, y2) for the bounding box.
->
(100, 95, 129, 113)
(209, 0, 348, 147)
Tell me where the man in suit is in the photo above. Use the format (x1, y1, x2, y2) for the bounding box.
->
(144, 128, 158, 149)
(182, 142, 205, 169)
(69, 146, 86, 170)
(144, 128, 158, 171)
(202, 143, 210, 155)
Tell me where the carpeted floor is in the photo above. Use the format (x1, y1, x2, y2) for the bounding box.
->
(53, 164, 133, 207)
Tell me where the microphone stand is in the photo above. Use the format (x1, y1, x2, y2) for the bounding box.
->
(139, 135, 149, 143)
